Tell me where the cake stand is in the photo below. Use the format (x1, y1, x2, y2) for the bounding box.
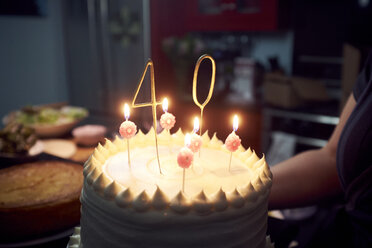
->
(0, 228, 74, 248)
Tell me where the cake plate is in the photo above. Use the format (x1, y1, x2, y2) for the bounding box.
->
(65, 227, 275, 248)
(0, 228, 74, 248)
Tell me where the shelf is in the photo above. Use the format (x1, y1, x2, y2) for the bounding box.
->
(261, 106, 339, 152)
(263, 108, 339, 126)
(292, 135, 327, 148)
(269, 132, 328, 148)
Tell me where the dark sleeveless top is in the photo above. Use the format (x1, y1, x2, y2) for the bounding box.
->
(337, 52, 372, 247)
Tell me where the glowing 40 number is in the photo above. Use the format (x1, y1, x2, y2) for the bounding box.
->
(132, 59, 162, 174)
(192, 54, 216, 136)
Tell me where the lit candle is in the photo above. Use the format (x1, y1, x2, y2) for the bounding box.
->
(119, 103, 137, 168)
(160, 98, 176, 132)
(185, 133, 191, 148)
(225, 115, 241, 171)
(193, 117, 199, 133)
(187, 117, 202, 153)
(177, 134, 194, 192)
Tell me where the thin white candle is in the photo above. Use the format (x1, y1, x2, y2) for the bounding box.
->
(119, 103, 137, 169)
(225, 115, 241, 172)
(177, 134, 193, 193)
(160, 97, 176, 133)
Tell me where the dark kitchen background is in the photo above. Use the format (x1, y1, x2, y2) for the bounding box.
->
(2, 0, 372, 154)
(0, 0, 371, 247)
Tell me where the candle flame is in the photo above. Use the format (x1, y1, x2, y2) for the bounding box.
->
(233, 115, 239, 132)
(185, 133, 191, 147)
(124, 103, 130, 120)
(193, 117, 200, 133)
(162, 98, 168, 113)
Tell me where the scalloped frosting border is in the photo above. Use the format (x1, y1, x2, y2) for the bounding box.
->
(83, 128, 273, 214)
(67, 226, 275, 248)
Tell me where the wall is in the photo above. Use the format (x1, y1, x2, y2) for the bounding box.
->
(245, 31, 294, 75)
(0, 0, 67, 121)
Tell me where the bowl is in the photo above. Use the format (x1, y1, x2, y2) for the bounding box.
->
(0, 141, 43, 167)
(72, 125, 107, 146)
(30, 119, 82, 138)
(3, 105, 88, 138)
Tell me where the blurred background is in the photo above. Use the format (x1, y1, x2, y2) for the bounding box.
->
(1, 0, 372, 160)
(1, 1, 372, 247)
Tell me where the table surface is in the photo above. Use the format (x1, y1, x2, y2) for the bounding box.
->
(68, 140, 95, 164)
(0, 139, 94, 247)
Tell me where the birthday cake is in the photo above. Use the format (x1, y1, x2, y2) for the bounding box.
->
(68, 128, 273, 248)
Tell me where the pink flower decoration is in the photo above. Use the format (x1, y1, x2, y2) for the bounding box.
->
(160, 112, 176, 130)
(187, 133, 202, 153)
(119, 121, 137, 139)
(225, 132, 241, 152)
(177, 147, 194, 169)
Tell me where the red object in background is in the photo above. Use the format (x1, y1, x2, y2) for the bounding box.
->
(149, 0, 280, 153)
(150, 0, 284, 98)
(184, 0, 278, 31)
(150, 0, 187, 98)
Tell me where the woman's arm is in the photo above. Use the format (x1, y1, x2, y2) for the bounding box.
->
(269, 94, 356, 209)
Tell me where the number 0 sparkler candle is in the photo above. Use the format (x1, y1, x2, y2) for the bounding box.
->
(192, 54, 216, 138)
(119, 103, 137, 168)
(177, 134, 194, 192)
(225, 115, 241, 171)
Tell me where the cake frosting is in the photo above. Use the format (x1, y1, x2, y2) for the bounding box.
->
(69, 128, 274, 248)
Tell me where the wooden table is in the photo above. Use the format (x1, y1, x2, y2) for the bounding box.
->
(69, 143, 95, 164)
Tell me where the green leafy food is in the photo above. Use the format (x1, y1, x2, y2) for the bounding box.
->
(60, 106, 89, 121)
(37, 108, 60, 124)
(12, 106, 88, 126)
(0, 123, 37, 154)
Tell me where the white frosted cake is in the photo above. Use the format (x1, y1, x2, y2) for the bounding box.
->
(68, 128, 273, 248)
